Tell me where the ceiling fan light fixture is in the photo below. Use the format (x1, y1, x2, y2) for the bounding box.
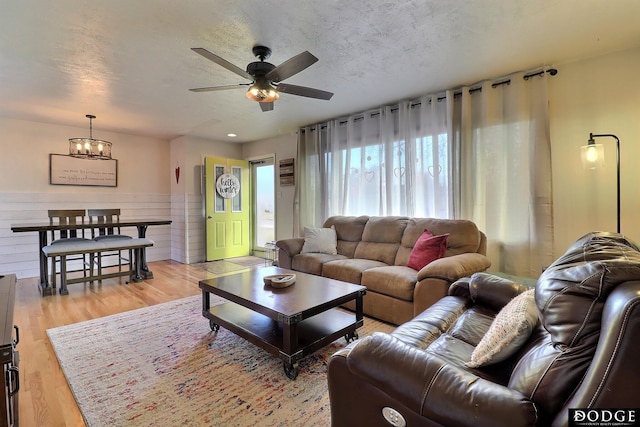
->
(190, 46, 333, 111)
(246, 80, 279, 103)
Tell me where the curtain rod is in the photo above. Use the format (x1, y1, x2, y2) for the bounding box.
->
(301, 68, 558, 130)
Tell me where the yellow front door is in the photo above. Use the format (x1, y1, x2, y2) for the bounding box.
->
(205, 157, 250, 260)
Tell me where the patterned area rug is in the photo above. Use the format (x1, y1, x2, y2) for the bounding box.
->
(47, 295, 394, 426)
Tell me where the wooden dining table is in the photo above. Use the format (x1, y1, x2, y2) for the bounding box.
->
(11, 218, 171, 296)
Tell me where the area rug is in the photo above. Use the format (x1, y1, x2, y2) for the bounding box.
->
(192, 256, 267, 275)
(225, 255, 268, 267)
(191, 261, 252, 275)
(47, 295, 394, 427)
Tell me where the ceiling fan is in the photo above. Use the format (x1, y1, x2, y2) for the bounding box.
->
(189, 45, 334, 112)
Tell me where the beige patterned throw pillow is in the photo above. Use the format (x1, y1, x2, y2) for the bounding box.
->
(467, 288, 538, 368)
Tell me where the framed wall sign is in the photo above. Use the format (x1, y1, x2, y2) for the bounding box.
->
(49, 154, 118, 187)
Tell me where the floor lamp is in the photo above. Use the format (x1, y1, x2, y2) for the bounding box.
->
(580, 133, 621, 233)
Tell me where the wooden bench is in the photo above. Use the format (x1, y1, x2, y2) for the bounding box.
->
(42, 238, 154, 295)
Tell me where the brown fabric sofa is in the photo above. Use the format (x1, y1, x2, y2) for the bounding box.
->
(276, 216, 491, 325)
(327, 231, 640, 427)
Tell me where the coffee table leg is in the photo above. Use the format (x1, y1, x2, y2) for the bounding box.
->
(283, 361, 299, 380)
(281, 315, 302, 379)
(345, 330, 359, 343)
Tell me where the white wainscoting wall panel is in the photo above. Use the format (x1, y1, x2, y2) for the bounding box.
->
(186, 192, 205, 264)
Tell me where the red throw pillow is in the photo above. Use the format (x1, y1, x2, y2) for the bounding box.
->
(407, 230, 449, 270)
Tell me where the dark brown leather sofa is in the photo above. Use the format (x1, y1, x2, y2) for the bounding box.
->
(328, 232, 640, 427)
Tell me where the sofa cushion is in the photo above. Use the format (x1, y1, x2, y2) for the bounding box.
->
(391, 295, 470, 349)
(361, 265, 417, 301)
(396, 218, 483, 265)
(322, 258, 388, 284)
(537, 232, 640, 346)
(407, 231, 448, 270)
(292, 253, 347, 276)
(324, 216, 369, 258)
(467, 289, 537, 368)
(508, 232, 640, 421)
(301, 225, 337, 254)
(354, 216, 407, 265)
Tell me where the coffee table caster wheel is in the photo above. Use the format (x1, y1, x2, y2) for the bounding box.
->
(283, 362, 299, 380)
(345, 331, 359, 343)
(209, 320, 220, 332)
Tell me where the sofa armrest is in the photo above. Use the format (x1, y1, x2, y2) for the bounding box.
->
(467, 272, 532, 311)
(416, 253, 491, 282)
(412, 255, 490, 316)
(449, 277, 472, 298)
(275, 238, 305, 269)
(446, 273, 531, 312)
(340, 333, 537, 427)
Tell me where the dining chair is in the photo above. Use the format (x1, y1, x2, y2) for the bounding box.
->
(88, 208, 133, 278)
(47, 209, 93, 287)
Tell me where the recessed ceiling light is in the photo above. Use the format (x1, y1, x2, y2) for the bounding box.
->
(227, 133, 237, 137)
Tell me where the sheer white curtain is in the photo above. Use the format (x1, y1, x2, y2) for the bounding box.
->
(294, 123, 327, 237)
(453, 72, 554, 277)
(295, 70, 554, 277)
(295, 95, 452, 232)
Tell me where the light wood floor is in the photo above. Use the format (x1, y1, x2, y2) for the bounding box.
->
(13, 259, 247, 427)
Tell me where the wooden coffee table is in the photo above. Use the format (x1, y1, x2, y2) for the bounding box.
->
(199, 266, 366, 379)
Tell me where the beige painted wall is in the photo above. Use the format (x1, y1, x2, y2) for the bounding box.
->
(167, 132, 297, 264)
(1, 117, 169, 193)
(549, 46, 640, 254)
(169, 135, 243, 264)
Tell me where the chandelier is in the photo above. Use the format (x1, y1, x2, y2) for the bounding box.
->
(68, 114, 112, 160)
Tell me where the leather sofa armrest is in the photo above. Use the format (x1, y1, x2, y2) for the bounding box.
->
(417, 253, 491, 282)
(448, 277, 472, 298)
(275, 238, 304, 269)
(343, 333, 538, 427)
(468, 272, 532, 311)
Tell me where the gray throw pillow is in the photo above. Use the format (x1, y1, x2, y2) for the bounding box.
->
(301, 225, 337, 255)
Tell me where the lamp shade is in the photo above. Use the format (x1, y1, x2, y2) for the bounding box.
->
(581, 143, 604, 169)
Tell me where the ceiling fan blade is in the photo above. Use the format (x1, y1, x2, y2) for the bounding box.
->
(260, 102, 274, 112)
(266, 51, 318, 83)
(276, 83, 333, 100)
(191, 48, 252, 80)
(189, 83, 250, 93)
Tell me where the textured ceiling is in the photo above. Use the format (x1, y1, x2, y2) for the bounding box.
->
(1, 0, 640, 143)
